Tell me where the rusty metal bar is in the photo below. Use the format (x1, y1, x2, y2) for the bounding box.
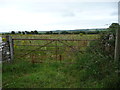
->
(14, 49, 86, 52)
(13, 38, 98, 41)
(14, 49, 55, 51)
(14, 45, 94, 47)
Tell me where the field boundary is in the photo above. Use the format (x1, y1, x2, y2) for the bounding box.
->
(3, 33, 120, 63)
(13, 37, 99, 63)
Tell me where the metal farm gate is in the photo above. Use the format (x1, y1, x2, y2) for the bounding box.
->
(12, 38, 97, 63)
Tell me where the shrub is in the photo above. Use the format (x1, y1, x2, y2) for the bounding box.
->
(88, 23, 120, 58)
(79, 33, 84, 36)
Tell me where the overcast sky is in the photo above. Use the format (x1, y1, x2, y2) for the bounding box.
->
(0, 0, 119, 32)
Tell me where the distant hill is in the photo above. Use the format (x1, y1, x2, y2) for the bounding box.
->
(38, 28, 107, 33)
(0, 28, 107, 34)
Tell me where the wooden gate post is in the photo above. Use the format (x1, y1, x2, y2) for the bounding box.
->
(114, 23, 120, 62)
(6, 35, 14, 61)
(114, 26, 120, 62)
(114, 2, 120, 62)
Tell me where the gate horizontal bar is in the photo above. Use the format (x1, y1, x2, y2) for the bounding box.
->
(13, 38, 98, 41)
(14, 49, 86, 52)
(14, 45, 89, 47)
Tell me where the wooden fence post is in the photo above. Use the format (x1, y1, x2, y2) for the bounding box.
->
(114, 2, 120, 62)
(114, 27, 120, 62)
(114, 25, 120, 62)
(6, 35, 14, 61)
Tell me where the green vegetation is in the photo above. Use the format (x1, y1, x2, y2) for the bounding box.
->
(2, 23, 120, 88)
(3, 49, 119, 88)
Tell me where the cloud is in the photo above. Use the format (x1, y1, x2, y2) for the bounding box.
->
(0, 1, 118, 32)
(62, 12, 75, 17)
(111, 11, 118, 16)
(0, 0, 119, 3)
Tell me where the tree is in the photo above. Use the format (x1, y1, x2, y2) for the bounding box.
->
(11, 31, 15, 34)
(34, 30, 38, 34)
(46, 32, 50, 34)
(30, 31, 34, 34)
(22, 31, 25, 35)
(25, 31, 30, 34)
(45, 31, 53, 34)
(61, 31, 69, 34)
(109, 23, 119, 36)
(18, 31, 22, 34)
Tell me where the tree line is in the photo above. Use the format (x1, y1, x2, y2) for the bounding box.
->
(11, 30, 39, 34)
(9, 30, 101, 35)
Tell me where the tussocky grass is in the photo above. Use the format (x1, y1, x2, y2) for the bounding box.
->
(2, 51, 119, 88)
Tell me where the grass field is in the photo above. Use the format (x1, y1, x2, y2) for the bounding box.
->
(2, 34, 119, 88)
